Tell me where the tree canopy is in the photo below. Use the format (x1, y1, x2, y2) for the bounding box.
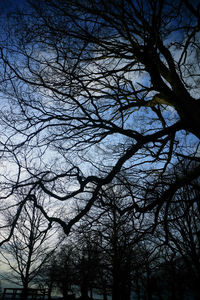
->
(0, 0, 199, 239)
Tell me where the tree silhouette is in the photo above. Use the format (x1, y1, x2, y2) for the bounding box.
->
(0, 0, 199, 239)
(0, 199, 56, 299)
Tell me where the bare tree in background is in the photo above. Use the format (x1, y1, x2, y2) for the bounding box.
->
(0, 197, 56, 300)
(162, 184, 200, 298)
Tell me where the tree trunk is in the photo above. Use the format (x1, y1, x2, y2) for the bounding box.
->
(103, 292, 108, 300)
(47, 281, 54, 300)
(146, 272, 153, 300)
(62, 282, 69, 300)
(21, 284, 29, 300)
(80, 282, 89, 300)
(112, 270, 121, 300)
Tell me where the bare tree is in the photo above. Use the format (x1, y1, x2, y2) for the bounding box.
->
(0, 0, 199, 239)
(51, 244, 77, 300)
(76, 183, 144, 300)
(36, 255, 58, 300)
(163, 189, 200, 298)
(0, 197, 57, 300)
